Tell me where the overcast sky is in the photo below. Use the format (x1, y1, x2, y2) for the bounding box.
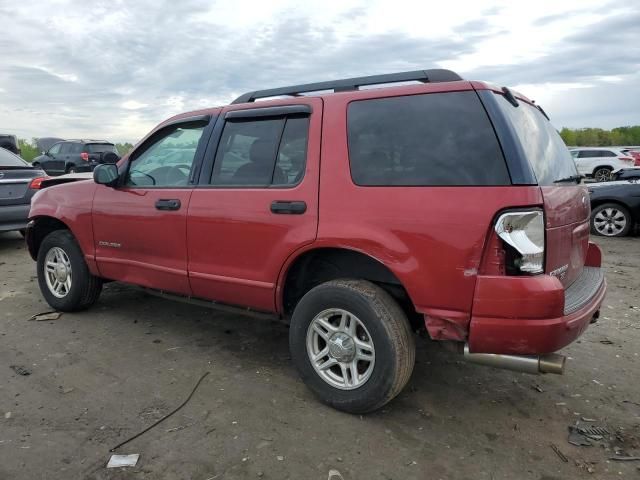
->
(1, 0, 638, 143)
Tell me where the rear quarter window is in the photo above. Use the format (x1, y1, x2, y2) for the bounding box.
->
(347, 91, 510, 186)
(493, 94, 578, 185)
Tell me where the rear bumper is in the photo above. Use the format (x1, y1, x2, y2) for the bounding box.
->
(0, 204, 30, 232)
(468, 243, 606, 355)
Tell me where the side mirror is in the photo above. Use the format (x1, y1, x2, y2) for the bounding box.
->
(41, 151, 46, 156)
(93, 163, 119, 187)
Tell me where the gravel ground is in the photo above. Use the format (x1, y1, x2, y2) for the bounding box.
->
(1, 231, 639, 479)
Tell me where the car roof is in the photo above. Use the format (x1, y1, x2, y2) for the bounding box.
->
(64, 139, 113, 144)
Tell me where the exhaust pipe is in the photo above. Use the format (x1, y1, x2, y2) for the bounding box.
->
(462, 344, 565, 375)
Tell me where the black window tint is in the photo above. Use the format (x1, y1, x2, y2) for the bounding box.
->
(274, 117, 309, 185)
(212, 118, 284, 186)
(348, 91, 509, 186)
(600, 150, 617, 157)
(68, 143, 83, 154)
(48, 143, 62, 155)
(493, 94, 577, 185)
(86, 143, 116, 154)
(59, 143, 72, 154)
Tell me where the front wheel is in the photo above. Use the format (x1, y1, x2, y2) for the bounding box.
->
(591, 203, 632, 237)
(37, 230, 103, 311)
(289, 279, 415, 413)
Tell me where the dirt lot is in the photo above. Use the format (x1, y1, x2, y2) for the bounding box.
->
(1, 232, 639, 480)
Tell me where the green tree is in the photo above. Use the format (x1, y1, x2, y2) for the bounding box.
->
(18, 138, 40, 162)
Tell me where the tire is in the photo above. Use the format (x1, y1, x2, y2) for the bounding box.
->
(289, 279, 415, 414)
(593, 167, 612, 182)
(37, 230, 103, 311)
(591, 203, 632, 237)
(67, 166, 77, 174)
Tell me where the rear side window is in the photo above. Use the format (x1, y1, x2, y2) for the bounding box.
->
(211, 116, 309, 187)
(0, 148, 29, 167)
(347, 91, 509, 186)
(494, 94, 578, 185)
(68, 143, 83, 154)
(86, 143, 117, 154)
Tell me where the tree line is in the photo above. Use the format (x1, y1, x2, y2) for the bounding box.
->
(17, 138, 135, 162)
(559, 126, 640, 147)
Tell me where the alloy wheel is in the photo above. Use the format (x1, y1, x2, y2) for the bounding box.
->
(306, 308, 375, 390)
(44, 247, 72, 298)
(593, 208, 627, 236)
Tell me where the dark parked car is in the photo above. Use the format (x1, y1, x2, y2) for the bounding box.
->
(0, 134, 20, 155)
(588, 180, 640, 236)
(611, 168, 640, 181)
(0, 148, 46, 234)
(32, 140, 119, 175)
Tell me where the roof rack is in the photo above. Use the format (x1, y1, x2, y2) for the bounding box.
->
(231, 69, 463, 104)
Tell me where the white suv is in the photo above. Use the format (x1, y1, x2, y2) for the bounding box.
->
(570, 147, 635, 182)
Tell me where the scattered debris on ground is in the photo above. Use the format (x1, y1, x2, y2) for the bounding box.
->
(9, 365, 31, 376)
(28, 311, 62, 321)
(550, 443, 569, 462)
(106, 453, 140, 468)
(109, 372, 209, 452)
(568, 420, 610, 447)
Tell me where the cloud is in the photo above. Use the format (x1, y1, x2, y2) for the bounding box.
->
(0, 0, 638, 141)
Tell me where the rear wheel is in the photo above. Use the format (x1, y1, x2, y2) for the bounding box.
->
(591, 203, 632, 237)
(37, 230, 103, 311)
(593, 167, 612, 182)
(289, 279, 415, 413)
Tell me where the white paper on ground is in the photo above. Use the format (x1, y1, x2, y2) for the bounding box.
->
(107, 454, 140, 468)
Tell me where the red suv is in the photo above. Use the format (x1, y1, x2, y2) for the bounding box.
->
(26, 69, 606, 413)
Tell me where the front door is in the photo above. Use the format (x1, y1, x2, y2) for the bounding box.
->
(92, 117, 211, 295)
(187, 99, 322, 311)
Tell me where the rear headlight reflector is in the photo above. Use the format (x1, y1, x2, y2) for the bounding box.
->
(494, 210, 545, 274)
(80, 152, 89, 161)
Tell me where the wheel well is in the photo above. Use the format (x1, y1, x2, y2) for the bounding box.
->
(282, 248, 421, 328)
(592, 165, 613, 175)
(28, 216, 70, 260)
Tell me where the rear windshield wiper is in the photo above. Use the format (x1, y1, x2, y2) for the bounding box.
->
(553, 174, 583, 184)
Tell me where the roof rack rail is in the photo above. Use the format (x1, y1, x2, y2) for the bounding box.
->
(231, 69, 463, 104)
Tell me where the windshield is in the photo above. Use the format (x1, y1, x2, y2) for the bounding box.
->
(0, 147, 30, 167)
(494, 93, 578, 185)
(86, 143, 117, 154)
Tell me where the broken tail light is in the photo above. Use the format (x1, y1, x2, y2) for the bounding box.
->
(494, 210, 545, 275)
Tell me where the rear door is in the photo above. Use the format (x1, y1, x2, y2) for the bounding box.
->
(187, 99, 322, 311)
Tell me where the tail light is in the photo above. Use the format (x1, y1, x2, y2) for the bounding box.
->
(494, 210, 545, 275)
(28, 177, 48, 189)
(80, 152, 89, 161)
(619, 156, 634, 164)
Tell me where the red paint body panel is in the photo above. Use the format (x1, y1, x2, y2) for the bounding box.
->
(469, 277, 606, 354)
(28, 180, 100, 276)
(92, 187, 194, 295)
(187, 98, 322, 311)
